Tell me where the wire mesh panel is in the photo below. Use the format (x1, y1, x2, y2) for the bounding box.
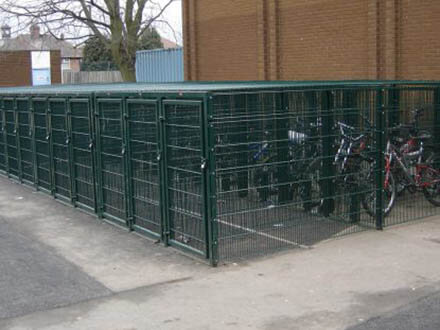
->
(0, 101, 5, 173)
(70, 99, 95, 211)
(327, 88, 381, 228)
(49, 99, 71, 200)
(381, 86, 440, 226)
(96, 99, 126, 224)
(4, 98, 18, 178)
(127, 100, 162, 237)
(17, 98, 34, 184)
(164, 100, 208, 256)
(33, 99, 52, 191)
(211, 89, 381, 261)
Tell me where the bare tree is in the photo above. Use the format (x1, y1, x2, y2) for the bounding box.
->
(0, 0, 176, 81)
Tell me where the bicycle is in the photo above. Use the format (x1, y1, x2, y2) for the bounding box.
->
(384, 109, 440, 207)
(333, 120, 397, 218)
(287, 117, 323, 212)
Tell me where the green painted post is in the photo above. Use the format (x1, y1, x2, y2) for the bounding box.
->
(158, 97, 170, 246)
(152, 98, 166, 242)
(29, 97, 39, 189)
(0, 98, 7, 175)
(235, 94, 249, 198)
(387, 85, 400, 128)
(276, 91, 289, 204)
(205, 94, 218, 266)
(93, 99, 104, 218)
(15, 98, 23, 183)
(47, 99, 56, 196)
(375, 88, 385, 230)
(321, 90, 335, 217)
(344, 89, 361, 223)
(123, 98, 134, 230)
(66, 98, 76, 205)
(88, 95, 99, 214)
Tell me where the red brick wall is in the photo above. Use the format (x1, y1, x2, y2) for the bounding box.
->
(50, 51, 62, 85)
(0, 50, 61, 87)
(184, 0, 259, 81)
(183, 0, 440, 81)
(278, 0, 369, 80)
(0, 51, 32, 87)
(399, 0, 440, 80)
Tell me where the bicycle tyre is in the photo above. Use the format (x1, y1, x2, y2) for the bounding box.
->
(422, 153, 440, 206)
(361, 161, 396, 218)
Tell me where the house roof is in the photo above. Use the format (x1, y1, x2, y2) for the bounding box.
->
(161, 37, 179, 49)
(0, 34, 83, 59)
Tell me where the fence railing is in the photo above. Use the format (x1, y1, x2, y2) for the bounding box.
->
(0, 81, 439, 266)
(62, 71, 123, 84)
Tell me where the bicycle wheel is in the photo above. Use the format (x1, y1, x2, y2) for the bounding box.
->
(301, 159, 323, 212)
(361, 160, 396, 217)
(422, 153, 440, 206)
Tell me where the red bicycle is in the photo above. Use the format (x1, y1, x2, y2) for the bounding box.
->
(385, 109, 440, 207)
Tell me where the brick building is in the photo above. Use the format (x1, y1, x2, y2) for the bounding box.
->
(0, 50, 61, 87)
(0, 25, 83, 73)
(182, 0, 440, 81)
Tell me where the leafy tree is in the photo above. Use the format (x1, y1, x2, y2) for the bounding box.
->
(139, 27, 163, 50)
(81, 36, 117, 71)
(81, 27, 163, 71)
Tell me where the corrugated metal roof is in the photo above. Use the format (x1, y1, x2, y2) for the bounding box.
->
(0, 81, 439, 95)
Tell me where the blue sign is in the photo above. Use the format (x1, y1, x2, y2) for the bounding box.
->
(32, 69, 51, 86)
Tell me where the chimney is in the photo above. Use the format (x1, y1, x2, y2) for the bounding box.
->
(1, 25, 11, 39)
(30, 24, 40, 39)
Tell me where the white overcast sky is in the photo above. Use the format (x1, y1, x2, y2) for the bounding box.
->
(158, 0, 182, 44)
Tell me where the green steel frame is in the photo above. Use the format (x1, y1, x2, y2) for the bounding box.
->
(0, 81, 439, 266)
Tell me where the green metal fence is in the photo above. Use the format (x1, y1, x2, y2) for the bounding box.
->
(0, 81, 439, 266)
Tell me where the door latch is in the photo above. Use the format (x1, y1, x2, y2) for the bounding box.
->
(201, 158, 207, 170)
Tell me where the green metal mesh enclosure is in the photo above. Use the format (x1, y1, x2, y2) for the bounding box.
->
(0, 81, 439, 266)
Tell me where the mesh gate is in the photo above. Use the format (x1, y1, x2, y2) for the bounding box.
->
(4, 98, 18, 178)
(49, 99, 71, 200)
(96, 99, 126, 224)
(33, 99, 52, 191)
(164, 101, 208, 256)
(70, 99, 96, 211)
(0, 102, 5, 173)
(127, 100, 162, 237)
(17, 99, 34, 184)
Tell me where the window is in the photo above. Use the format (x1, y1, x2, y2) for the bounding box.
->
(62, 58, 71, 70)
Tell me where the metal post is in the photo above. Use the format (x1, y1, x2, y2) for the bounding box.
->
(205, 94, 218, 266)
(321, 90, 335, 217)
(29, 97, 39, 189)
(93, 99, 104, 218)
(123, 98, 134, 230)
(66, 98, 76, 205)
(375, 88, 385, 230)
(15, 98, 23, 183)
(0, 98, 7, 175)
(158, 97, 170, 246)
(88, 94, 99, 214)
(276, 91, 289, 204)
(48, 99, 56, 196)
(344, 89, 360, 223)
